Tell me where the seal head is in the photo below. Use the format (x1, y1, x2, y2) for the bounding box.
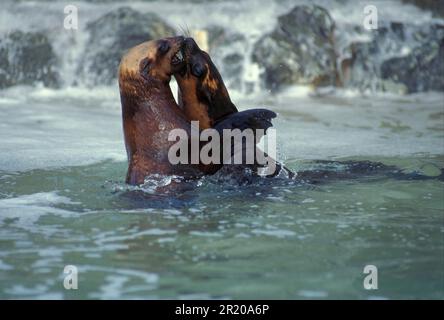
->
(119, 37, 201, 185)
(174, 37, 238, 129)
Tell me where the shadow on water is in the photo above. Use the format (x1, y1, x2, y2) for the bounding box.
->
(295, 159, 444, 184)
(110, 157, 444, 212)
(1, 157, 443, 213)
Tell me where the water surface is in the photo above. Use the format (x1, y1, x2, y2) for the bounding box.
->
(0, 88, 443, 299)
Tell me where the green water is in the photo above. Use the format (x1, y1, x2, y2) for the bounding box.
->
(0, 89, 443, 299)
(0, 157, 443, 299)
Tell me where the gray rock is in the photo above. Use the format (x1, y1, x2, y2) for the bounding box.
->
(341, 23, 444, 93)
(0, 30, 60, 89)
(252, 5, 338, 92)
(401, 0, 444, 18)
(206, 25, 246, 90)
(381, 36, 444, 93)
(79, 7, 175, 86)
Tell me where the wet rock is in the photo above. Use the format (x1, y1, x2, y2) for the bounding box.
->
(252, 5, 337, 92)
(401, 0, 444, 18)
(206, 26, 247, 90)
(0, 30, 60, 89)
(381, 27, 444, 93)
(79, 7, 175, 86)
(341, 23, 444, 93)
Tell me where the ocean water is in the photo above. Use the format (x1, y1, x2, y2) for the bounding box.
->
(0, 0, 443, 300)
(0, 86, 443, 299)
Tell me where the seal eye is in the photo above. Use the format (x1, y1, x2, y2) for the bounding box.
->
(192, 63, 206, 77)
(158, 41, 170, 55)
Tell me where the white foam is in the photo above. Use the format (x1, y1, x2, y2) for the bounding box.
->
(0, 259, 13, 271)
(82, 266, 158, 299)
(0, 85, 126, 172)
(252, 229, 296, 238)
(0, 0, 441, 93)
(189, 231, 223, 238)
(95, 229, 177, 244)
(0, 192, 77, 227)
(298, 290, 329, 298)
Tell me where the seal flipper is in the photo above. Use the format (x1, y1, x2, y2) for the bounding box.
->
(213, 108, 276, 133)
(212, 108, 295, 179)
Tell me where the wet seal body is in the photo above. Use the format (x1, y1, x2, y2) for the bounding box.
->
(173, 39, 444, 184)
(119, 37, 201, 185)
(174, 37, 294, 178)
(118, 37, 441, 187)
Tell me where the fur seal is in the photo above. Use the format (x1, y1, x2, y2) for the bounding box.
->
(175, 40, 238, 129)
(119, 36, 203, 185)
(174, 37, 294, 178)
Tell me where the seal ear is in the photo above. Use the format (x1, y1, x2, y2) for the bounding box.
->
(139, 57, 152, 81)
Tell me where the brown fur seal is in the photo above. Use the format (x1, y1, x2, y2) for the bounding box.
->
(174, 37, 294, 178)
(119, 36, 202, 185)
(175, 40, 238, 129)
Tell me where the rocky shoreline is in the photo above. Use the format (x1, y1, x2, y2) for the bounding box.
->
(0, 3, 443, 94)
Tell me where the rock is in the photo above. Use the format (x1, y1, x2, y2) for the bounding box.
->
(381, 27, 444, 93)
(401, 0, 444, 18)
(79, 7, 175, 86)
(252, 5, 338, 92)
(341, 23, 444, 93)
(206, 26, 247, 90)
(0, 30, 60, 89)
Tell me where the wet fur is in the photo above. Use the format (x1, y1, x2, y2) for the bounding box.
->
(119, 38, 202, 185)
(174, 38, 294, 178)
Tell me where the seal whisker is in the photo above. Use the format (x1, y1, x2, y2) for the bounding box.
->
(178, 24, 190, 38)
